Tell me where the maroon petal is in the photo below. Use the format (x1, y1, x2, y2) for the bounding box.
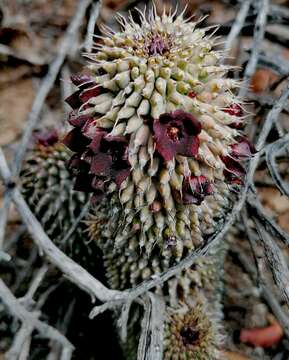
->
(71, 73, 94, 88)
(82, 120, 100, 139)
(229, 120, 244, 130)
(62, 128, 90, 152)
(159, 112, 173, 124)
(67, 154, 89, 173)
(79, 86, 102, 103)
(230, 138, 256, 159)
(68, 112, 93, 128)
(104, 134, 127, 143)
(65, 90, 82, 109)
(114, 169, 130, 187)
(173, 110, 202, 135)
(182, 193, 200, 205)
(181, 136, 200, 158)
(90, 153, 112, 176)
(153, 123, 178, 161)
(88, 129, 108, 153)
(221, 156, 246, 184)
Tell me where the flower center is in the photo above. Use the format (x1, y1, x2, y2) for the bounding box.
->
(180, 326, 200, 346)
(167, 125, 181, 142)
(145, 33, 171, 56)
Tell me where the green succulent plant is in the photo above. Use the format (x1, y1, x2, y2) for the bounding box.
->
(20, 131, 91, 260)
(21, 6, 255, 360)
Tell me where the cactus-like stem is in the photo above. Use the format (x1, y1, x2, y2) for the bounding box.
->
(63, 7, 254, 263)
(20, 7, 255, 360)
(20, 131, 91, 261)
(61, 7, 254, 359)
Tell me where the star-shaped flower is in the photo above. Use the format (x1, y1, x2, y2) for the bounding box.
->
(153, 110, 202, 161)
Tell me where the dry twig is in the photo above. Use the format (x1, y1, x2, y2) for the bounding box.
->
(224, 0, 253, 54)
(238, 0, 269, 98)
(240, 212, 289, 338)
(0, 279, 74, 360)
(0, 0, 94, 254)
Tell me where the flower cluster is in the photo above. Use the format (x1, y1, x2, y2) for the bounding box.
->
(63, 113, 130, 200)
(63, 98, 207, 204)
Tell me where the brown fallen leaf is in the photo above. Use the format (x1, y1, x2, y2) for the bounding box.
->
(224, 351, 251, 360)
(0, 78, 35, 146)
(0, 27, 48, 65)
(240, 321, 284, 348)
(0, 64, 38, 86)
(278, 211, 289, 233)
(258, 187, 289, 214)
(251, 68, 278, 93)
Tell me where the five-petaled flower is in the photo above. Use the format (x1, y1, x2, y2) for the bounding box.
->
(153, 110, 202, 161)
(181, 175, 213, 205)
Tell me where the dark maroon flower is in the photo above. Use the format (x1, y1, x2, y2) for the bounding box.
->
(34, 129, 58, 147)
(229, 120, 244, 130)
(223, 104, 244, 129)
(62, 128, 91, 152)
(221, 156, 246, 185)
(63, 72, 129, 200)
(153, 110, 202, 161)
(87, 132, 130, 192)
(63, 125, 130, 197)
(230, 137, 256, 159)
(181, 175, 213, 205)
(223, 104, 243, 117)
